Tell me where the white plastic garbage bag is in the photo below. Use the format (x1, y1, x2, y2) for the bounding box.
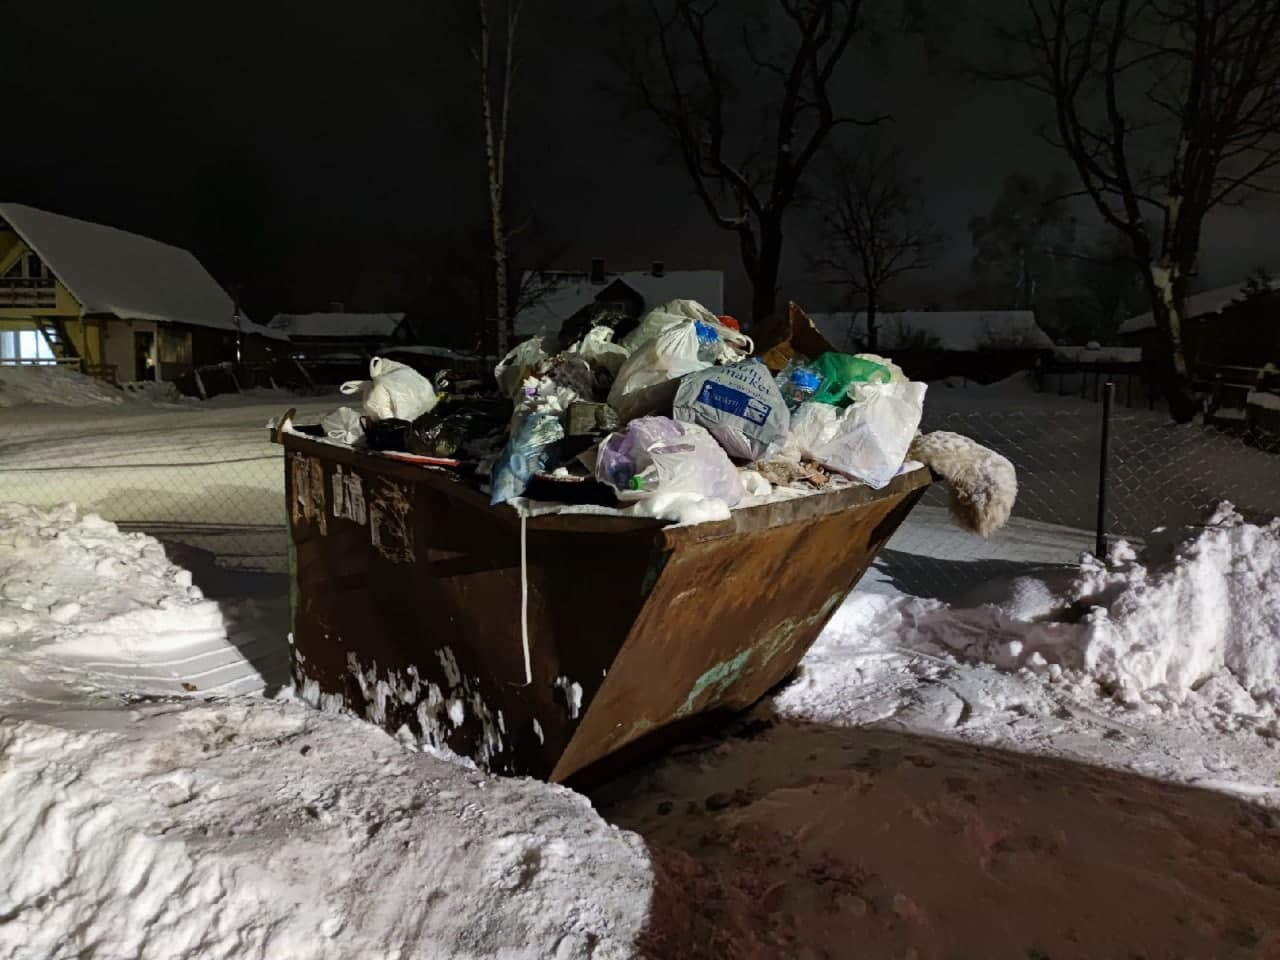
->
(495, 337, 549, 398)
(320, 406, 365, 445)
(340, 357, 438, 423)
(572, 325, 631, 377)
(790, 379, 927, 488)
(787, 401, 841, 456)
(619, 300, 716, 351)
(607, 320, 710, 409)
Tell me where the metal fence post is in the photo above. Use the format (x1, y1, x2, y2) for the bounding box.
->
(1095, 380, 1116, 559)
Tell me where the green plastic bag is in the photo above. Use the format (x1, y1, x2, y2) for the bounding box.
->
(810, 352, 891, 405)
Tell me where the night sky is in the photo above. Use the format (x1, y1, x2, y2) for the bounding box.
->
(6, 0, 1280, 331)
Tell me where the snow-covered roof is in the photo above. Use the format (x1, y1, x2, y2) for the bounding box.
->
(1118, 277, 1280, 335)
(514, 269, 725, 336)
(0, 202, 287, 340)
(810, 311, 1054, 352)
(269, 312, 404, 340)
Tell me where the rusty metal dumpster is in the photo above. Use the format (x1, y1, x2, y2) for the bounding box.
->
(283, 431, 930, 783)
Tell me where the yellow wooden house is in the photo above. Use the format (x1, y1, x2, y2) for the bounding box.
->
(0, 202, 288, 383)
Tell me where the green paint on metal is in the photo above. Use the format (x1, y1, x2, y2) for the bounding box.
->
(676, 589, 850, 719)
(753, 589, 847, 670)
(677, 648, 752, 717)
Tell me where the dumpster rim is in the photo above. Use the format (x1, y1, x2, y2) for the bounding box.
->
(280, 431, 930, 539)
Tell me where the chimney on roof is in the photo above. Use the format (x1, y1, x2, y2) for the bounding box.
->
(590, 258, 605, 284)
(651, 260, 665, 278)
(330, 301, 345, 313)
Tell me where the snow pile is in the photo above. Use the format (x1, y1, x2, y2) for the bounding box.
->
(787, 503, 1280, 727)
(0, 501, 655, 958)
(0, 702, 652, 960)
(120, 379, 191, 404)
(0, 364, 126, 407)
(1247, 389, 1280, 412)
(0, 502, 243, 698)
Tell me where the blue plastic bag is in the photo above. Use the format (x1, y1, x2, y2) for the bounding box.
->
(489, 412, 565, 505)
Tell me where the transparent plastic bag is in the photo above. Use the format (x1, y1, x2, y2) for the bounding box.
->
(596, 416, 743, 506)
(320, 406, 365, 445)
(494, 337, 549, 398)
(489, 411, 566, 505)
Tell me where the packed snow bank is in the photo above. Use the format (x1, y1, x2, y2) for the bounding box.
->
(0, 702, 652, 960)
(787, 502, 1280, 727)
(937, 503, 1280, 716)
(0, 364, 126, 407)
(0, 502, 266, 698)
(0, 501, 654, 959)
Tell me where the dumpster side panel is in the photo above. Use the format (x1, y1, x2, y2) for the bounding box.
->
(550, 483, 925, 782)
(285, 443, 663, 779)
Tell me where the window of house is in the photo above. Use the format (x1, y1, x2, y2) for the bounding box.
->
(25, 254, 45, 279)
(0, 329, 54, 363)
(158, 327, 192, 367)
(1, 259, 21, 279)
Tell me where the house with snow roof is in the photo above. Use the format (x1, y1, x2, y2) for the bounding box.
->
(1118, 275, 1280, 372)
(268, 310, 406, 361)
(0, 202, 288, 383)
(514, 259, 725, 340)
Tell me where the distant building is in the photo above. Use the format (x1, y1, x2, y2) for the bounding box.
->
(1118, 276, 1280, 369)
(1117, 279, 1277, 339)
(514, 260, 725, 340)
(268, 310, 406, 360)
(809, 310, 1055, 353)
(0, 202, 287, 383)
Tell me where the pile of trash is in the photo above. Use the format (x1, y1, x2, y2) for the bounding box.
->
(293, 300, 931, 523)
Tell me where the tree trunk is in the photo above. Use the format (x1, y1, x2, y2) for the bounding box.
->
(748, 220, 784, 327)
(482, 89, 509, 356)
(479, 0, 512, 357)
(866, 290, 879, 353)
(1145, 260, 1197, 423)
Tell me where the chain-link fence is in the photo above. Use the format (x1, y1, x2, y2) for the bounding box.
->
(1, 388, 1277, 599)
(0, 403, 297, 578)
(873, 394, 1280, 600)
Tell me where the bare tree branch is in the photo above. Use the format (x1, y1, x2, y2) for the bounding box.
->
(999, 0, 1280, 422)
(808, 140, 943, 350)
(619, 0, 886, 322)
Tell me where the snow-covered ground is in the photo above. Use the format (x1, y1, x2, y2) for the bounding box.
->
(0, 375, 337, 571)
(3, 366, 1280, 958)
(3, 500, 1280, 958)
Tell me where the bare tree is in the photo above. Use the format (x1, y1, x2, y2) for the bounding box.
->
(1012, 0, 1280, 422)
(621, 0, 883, 325)
(475, 0, 523, 356)
(809, 142, 942, 351)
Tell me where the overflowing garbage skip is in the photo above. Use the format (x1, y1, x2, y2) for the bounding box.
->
(272, 300, 1017, 782)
